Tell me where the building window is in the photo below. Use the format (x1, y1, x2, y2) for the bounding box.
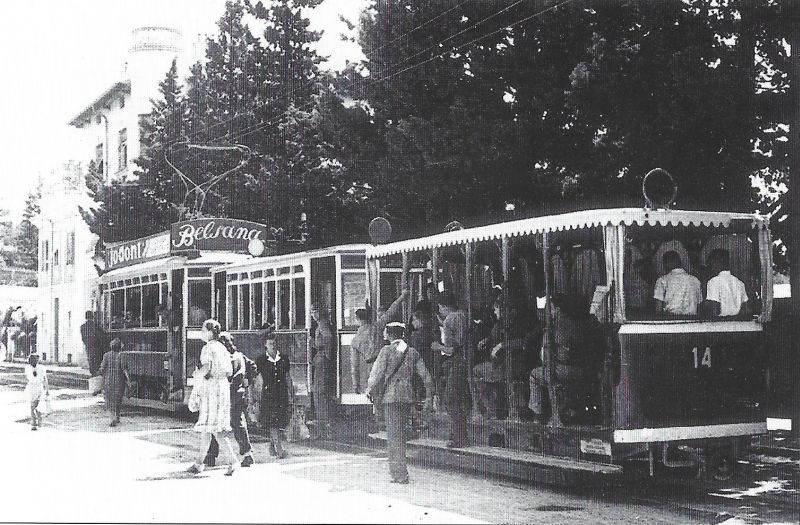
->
(53, 249, 59, 267)
(95, 143, 104, 174)
(119, 96, 125, 109)
(66, 232, 75, 265)
(118, 128, 128, 171)
(96, 115, 102, 125)
(41, 240, 49, 272)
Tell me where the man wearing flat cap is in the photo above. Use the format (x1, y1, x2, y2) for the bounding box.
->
(366, 322, 432, 484)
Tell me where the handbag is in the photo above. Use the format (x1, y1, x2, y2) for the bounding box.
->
(89, 375, 104, 395)
(369, 349, 409, 403)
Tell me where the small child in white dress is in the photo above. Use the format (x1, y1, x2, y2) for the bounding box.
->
(25, 352, 49, 430)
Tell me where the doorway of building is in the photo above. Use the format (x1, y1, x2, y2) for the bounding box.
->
(53, 298, 59, 363)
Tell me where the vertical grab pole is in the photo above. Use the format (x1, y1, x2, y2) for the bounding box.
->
(542, 232, 562, 427)
(431, 248, 440, 404)
(465, 242, 479, 419)
(401, 252, 410, 322)
(502, 237, 517, 421)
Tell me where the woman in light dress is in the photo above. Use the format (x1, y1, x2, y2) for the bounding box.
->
(187, 319, 240, 476)
(25, 352, 49, 430)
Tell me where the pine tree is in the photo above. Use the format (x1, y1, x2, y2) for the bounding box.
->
(13, 185, 41, 270)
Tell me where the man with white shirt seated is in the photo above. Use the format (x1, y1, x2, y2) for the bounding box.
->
(704, 249, 749, 318)
(653, 251, 702, 316)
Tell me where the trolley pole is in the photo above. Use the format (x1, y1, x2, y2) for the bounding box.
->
(789, 3, 800, 436)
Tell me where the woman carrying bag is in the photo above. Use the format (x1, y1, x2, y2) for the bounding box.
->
(186, 319, 240, 476)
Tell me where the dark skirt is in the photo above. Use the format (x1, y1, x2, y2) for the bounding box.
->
(258, 356, 291, 430)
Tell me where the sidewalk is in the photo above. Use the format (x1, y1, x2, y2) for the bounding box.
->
(0, 359, 90, 387)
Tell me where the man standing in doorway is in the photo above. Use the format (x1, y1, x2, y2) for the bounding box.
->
(310, 305, 334, 439)
(81, 311, 108, 376)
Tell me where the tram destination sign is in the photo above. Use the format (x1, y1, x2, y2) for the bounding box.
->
(105, 231, 171, 270)
(170, 218, 268, 253)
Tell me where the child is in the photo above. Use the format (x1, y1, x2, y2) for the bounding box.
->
(25, 352, 49, 430)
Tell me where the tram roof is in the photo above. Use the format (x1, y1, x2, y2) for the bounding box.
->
(366, 208, 768, 258)
(99, 252, 252, 283)
(210, 243, 371, 274)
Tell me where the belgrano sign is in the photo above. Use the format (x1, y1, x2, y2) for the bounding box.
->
(105, 218, 269, 270)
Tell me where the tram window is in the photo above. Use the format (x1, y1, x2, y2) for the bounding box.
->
(253, 282, 263, 328)
(624, 226, 762, 320)
(228, 285, 239, 329)
(277, 280, 290, 329)
(126, 286, 142, 328)
(341, 254, 365, 270)
(342, 272, 366, 328)
(379, 272, 401, 311)
(188, 280, 212, 327)
(294, 278, 306, 329)
(141, 284, 160, 327)
(265, 281, 276, 325)
(241, 283, 251, 330)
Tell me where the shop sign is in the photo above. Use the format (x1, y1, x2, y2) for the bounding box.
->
(170, 218, 268, 252)
(106, 232, 171, 270)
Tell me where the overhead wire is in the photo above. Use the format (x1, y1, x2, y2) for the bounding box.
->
(217, 0, 577, 146)
(176, 0, 474, 146)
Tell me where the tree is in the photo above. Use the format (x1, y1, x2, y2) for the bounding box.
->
(13, 184, 41, 270)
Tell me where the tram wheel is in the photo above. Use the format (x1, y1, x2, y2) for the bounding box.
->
(710, 453, 734, 482)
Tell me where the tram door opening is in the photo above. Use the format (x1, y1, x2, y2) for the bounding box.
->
(311, 257, 337, 396)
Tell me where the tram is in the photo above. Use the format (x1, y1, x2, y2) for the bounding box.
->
(365, 207, 773, 478)
(97, 218, 265, 410)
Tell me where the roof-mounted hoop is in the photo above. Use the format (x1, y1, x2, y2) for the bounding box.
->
(642, 168, 678, 210)
(165, 138, 252, 219)
(368, 217, 392, 245)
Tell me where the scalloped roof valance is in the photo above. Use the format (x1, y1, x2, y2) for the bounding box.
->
(366, 208, 768, 259)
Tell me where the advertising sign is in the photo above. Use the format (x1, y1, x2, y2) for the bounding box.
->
(170, 218, 269, 253)
(105, 232, 171, 270)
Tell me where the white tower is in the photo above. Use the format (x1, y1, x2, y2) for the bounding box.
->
(127, 27, 183, 118)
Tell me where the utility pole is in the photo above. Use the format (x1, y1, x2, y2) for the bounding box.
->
(788, 2, 800, 436)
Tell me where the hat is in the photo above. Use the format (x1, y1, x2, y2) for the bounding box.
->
(355, 307, 370, 321)
(386, 322, 406, 330)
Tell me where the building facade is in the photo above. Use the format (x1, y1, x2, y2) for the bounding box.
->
(36, 27, 183, 366)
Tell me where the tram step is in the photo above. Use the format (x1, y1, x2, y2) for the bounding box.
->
(367, 432, 623, 481)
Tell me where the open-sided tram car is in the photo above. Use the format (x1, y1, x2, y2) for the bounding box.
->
(366, 208, 772, 477)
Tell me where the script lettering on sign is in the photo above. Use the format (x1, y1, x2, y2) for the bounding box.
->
(170, 218, 268, 252)
(105, 232, 171, 270)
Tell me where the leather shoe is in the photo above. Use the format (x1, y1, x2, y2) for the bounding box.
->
(390, 477, 410, 484)
(241, 455, 254, 467)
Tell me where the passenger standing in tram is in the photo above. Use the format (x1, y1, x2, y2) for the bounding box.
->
(204, 332, 255, 468)
(431, 292, 471, 448)
(366, 322, 433, 483)
(310, 306, 334, 439)
(704, 249, 749, 318)
(187, 320, 239, 476)
(351, 291, 407, 394)
(528, 295, 591, 425)
(408, 302, 437, 431)
(653, 251, 702, 316)
(97, 338, 131, 427)
(352, 290, 408, 432)
(256, 324, 293, 459)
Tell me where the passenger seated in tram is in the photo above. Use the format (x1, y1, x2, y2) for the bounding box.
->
(473, 296, 541, 420)
(528, 294, 597, 425)
(702, 249, 749, 318)
(653, 251, 702, 317)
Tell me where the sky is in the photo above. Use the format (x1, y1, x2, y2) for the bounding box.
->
(0, 0, 367, 221)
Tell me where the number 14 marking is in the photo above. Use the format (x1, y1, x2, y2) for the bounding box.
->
(692, 347, 712, 369)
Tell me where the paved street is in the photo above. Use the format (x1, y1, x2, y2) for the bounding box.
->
(0, 370, 797, 524)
